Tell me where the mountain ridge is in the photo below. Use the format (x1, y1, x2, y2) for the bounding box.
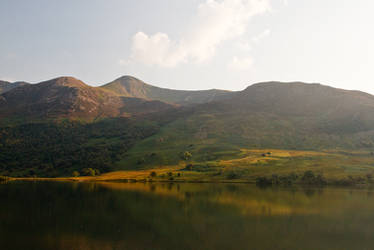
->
(121, 80, 374, 169)
(0, 76, 177, 120)
(0, 80, 29, 94)
(3, 75, 374, 177)
(101, 75, 233, 105)
(2, 75, 374, 127)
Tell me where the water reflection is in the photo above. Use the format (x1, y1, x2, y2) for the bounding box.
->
(1, 182, 374, 250)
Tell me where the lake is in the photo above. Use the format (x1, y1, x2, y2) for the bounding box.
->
(1, 181, 374, 250)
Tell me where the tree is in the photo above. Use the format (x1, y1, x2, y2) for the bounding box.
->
(181, 151, 192, 160)
(72, 171, 80, 177)
(367, 173, 373, 183)
(302, 170, 315, 183)
(185, 164, 193, 171)
(0, 176, 9, 181)
(82, 168, 96, 176)
(94, 169, 101, 176)
(302, 170, 326, 185)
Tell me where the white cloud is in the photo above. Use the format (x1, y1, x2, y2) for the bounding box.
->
(252, 29, 271, 44)
(129, 32, 187, 67)
(228, 56, 254, 70)
(281, 0, 289, 6)
(127, 0, 271, 67)
(236, 40, 253, 51)
(235, 28, 270, 52)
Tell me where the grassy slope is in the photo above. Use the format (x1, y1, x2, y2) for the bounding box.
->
(112, 121, 374, 184)
(117, 149, 374, 183)
(10, 149, 374, 184)
(111, 116, 374, 183)
(106, 82, 374, 184)
(116, 111, 374, 165)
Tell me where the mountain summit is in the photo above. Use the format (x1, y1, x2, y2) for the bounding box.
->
(0, 76, 175, 120)
(102, 75, 232, 105)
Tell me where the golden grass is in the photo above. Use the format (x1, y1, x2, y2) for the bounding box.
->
(9, 148, 374, 184)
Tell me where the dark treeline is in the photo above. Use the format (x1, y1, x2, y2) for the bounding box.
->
(0, 118, 160, 177)
(256, 171, 327, 186)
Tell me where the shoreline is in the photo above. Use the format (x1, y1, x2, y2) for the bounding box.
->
(4, 176, 257, 184)
(3, 176, 373, 188)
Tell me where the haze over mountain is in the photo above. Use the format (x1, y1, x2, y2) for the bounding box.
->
(154, 82, 374, 150)
(218, 81, 374, 135)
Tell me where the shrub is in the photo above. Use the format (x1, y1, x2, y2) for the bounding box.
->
(150, 171, 157, 177)
(72, 171, 80, 177)
(82, 168, 96, 176)
(0, 176, 9, 181)
(256, 177, 272, 186)
(94, 169, 101, 176)
(279, 173, 299, 185)
(137, 158, 146, 165)
(226, 171, 240, 180)
(256, 173, 300, 186)
(271, 174, 280, 184)
(302, 170, 315, 182)
(181, 151, 192, 160)
(366, 173, 373, 183)
(184, 164, 193, 171)
(301, 171, 326, 185)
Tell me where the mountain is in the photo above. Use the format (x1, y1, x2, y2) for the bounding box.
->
(3, 76, 374, 177)
(101, 75, 233, 105)
(218, 82, 374, 135)
(0, 77, 184, 177)
(0, 80, 29, 94)
(123, 81, 374, 168)
(0, 77, 176, 120)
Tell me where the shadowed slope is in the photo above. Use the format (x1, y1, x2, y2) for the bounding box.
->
(219, 82, 374, 134)
(0, 80, 29, 94)
(0, 77, 176, 120)
(124, 82, 374, 169)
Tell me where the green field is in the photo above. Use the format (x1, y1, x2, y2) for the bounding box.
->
(8, 148, 374, 186)
(102, 146, 374, 185)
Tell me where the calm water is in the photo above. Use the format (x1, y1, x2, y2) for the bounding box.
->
(1, 181, 374, 250)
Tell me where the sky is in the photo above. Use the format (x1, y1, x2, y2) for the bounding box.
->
(1, 0, 374, 93)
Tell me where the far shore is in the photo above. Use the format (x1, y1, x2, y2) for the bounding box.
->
(2, 170, 373, 188)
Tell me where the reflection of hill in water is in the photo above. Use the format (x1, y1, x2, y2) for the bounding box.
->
(2, 182, 374, 250)
(96, 182, 374, 216)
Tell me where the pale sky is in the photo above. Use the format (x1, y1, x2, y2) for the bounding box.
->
(1, 0, 374, 93)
